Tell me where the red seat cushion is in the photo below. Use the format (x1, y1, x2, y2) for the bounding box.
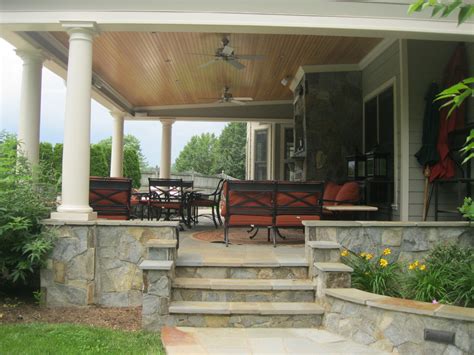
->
(335, 182, 360, 205)
(275, 215, 320, 227)
(149, 202, 181, 209)
(192, 198, 215, 207)
(227, 215, 272, 226)
(323, 182, 342, 206)
(98, 214, 128, 220)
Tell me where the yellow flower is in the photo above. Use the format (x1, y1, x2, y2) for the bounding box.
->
(408, 263, 415, 270)
(360, 252, 366, 258)
(379, 258, 388, 268)
(365, 253, 374, 260)
(341, 250, 349, 257)
(419, 264, 426, 271)
(383, 248, 391, 256)
(413, 260, 419, 267)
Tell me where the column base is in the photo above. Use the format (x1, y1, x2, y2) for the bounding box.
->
(50, 211, 98, 221)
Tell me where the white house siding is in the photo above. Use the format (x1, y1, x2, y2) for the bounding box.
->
(362, 41, 401, 220)
(406, 40, 474, 221)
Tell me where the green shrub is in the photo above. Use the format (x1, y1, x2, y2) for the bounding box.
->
(341, 248, 401, 297)
(403, 244, 474, 307)
(458, 197, 474, 221)
(0, 132, 56, 285)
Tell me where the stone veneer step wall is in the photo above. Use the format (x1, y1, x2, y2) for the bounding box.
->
(41, 220, 179, 307)
(322, 288, 473, 354)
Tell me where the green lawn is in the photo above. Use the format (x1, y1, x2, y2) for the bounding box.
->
(0, 323, 164, 354)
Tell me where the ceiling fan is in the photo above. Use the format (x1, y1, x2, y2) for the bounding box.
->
(201, 87, 253, 105)
(196, 38, 264, 70)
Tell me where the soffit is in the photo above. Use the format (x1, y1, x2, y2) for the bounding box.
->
(51, 31, 381, 107)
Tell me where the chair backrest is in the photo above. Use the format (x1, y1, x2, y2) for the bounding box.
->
(224, 180, 275, 217)
(89, 176, 132, 220)
(148, 178, 184, 202)
(275, 181, 324, 216)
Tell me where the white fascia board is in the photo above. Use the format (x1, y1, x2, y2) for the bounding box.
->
(358, 37, 398, 70)
(1, 11, 473, 41)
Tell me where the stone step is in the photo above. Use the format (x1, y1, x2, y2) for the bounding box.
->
(167, 301, 324, 328)
(172, 278, 315, 302)
(175, 265, 309, 280)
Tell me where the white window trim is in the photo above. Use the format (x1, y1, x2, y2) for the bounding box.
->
(279, 123, 294, 180)
(253, 126, 271, 180)
(362, 77, 398, 209)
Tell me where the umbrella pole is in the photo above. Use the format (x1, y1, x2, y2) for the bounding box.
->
(422, 166, 431, 221)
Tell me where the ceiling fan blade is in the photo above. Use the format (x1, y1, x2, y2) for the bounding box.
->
(199, 59, 219, 69)
(232, 97, 253, 101)
(226, 59, 245, 70)
(187, 53, 216, 57)
(234, 55, 265, 61)
(230, 99, 246, 105)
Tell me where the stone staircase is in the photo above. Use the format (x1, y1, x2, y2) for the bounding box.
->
(139, 237, 353, 331)
(168, 263, 324, 328)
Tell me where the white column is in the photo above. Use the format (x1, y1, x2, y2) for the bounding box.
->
(159, 119, 174, 179)
(110, 111, 125, 177)
(16, 49, 44, 166)
(52, 23, 97, 221)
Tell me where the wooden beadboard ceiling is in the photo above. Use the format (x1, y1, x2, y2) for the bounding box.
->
(51, 32, 381, 107)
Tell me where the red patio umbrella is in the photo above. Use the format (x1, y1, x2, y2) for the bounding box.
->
(429, 43, 468, 182)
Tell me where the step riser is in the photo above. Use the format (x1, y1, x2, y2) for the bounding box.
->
(175, 266, 308, 279)
(167, 314, 323, 328)
(172, 289, 314, 303)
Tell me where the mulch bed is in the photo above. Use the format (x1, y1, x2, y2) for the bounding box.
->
(0, 297, 141, 331)
(192, 227, 304, 245)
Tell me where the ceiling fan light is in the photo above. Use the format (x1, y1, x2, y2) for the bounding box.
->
(221, 45, 234, 56)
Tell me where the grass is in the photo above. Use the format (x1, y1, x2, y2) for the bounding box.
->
(0, 323, 164, 355)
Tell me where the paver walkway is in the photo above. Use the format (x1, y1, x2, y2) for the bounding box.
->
(162, 327, 389, 355)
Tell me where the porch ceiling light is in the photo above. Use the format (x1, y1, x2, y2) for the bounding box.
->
(281, 75, 291, 86)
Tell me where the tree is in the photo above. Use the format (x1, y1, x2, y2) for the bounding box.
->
(174, 133, 218, 175)
(90, 144, 109, 177)
(214, 122, 247, 179)
(123, 147, 141, 188)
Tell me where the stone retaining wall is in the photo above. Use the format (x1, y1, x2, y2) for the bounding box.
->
(41, 220, 179, 307)
(304, 221, 474, 263)
(322, 288, 473, 354)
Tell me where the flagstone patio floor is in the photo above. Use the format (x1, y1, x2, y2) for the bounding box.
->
(178, 222, 306, 267)
(162, 327, 389, 355)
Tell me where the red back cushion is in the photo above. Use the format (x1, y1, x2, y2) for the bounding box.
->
(335, 182, 360, 205)
(323, 182, 342, 206)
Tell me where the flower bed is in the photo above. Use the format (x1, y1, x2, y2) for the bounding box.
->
(341, 243, 473, 307)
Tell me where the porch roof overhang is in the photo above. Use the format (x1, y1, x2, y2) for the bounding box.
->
(1, 0, 473, 120)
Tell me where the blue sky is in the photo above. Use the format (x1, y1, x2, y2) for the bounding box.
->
(0, 39, 226, 167)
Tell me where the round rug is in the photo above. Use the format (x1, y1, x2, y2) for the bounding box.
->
(192, 227, 304, 245)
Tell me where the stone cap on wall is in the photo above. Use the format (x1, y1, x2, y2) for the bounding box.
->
(326, 288, 474, 322)
(42, 219, 180, 227)
(302, 220, 472, 228)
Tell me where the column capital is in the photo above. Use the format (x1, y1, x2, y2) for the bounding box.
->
(160, 118, 175, 126)
(110, 111, 126, 120)
(61, 21, 98, 41)
(15, 49, 46, 64)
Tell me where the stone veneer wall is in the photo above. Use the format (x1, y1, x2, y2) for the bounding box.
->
(304, 221, 474, 263)
(322, 289, 473, 354)
(41, 220, 179, 307)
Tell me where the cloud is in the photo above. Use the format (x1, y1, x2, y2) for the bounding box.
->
(0, 38, 227, 167)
